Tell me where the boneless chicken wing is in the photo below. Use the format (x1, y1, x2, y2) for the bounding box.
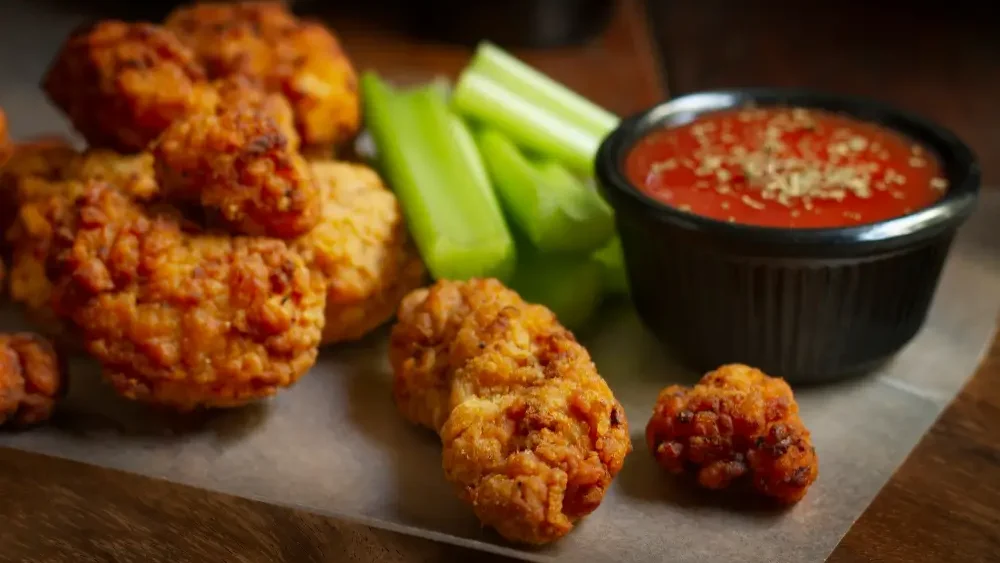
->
(4, 142, 159, 333)
(390, 279, 631, 544)
(43, 21, 210, 152)
(165, 1, 360, 150)
(294, 161, 424, 345)
(153, 77, 319, 238)
(645, 364, 819, 503)
(23, 182, 325, 410)
(0, 333, 65, 427)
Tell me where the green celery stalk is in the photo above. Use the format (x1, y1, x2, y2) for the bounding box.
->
(592, 236, 629, 296)
(467, 42, 620, 138)
(361, 73, 515, 281)
(510, 247, 605, 331)
(452, 71, 600, 174)
(476, 128, 614, 254)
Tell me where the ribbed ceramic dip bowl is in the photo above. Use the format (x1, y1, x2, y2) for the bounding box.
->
(596, 89, 980, 383)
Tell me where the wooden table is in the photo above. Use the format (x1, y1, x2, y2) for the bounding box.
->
(2, 1, 998, 561)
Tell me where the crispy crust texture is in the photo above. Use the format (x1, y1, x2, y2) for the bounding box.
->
(3, 142, 159, 333)
(42, 21, 209, 152)
(645, 364, 819, 503)
(0, 333, 64, 427)
(165, 1, 360, 150)
(152, 77, 319, 238)
(295, 161, 424, 345)
(390, 279, 631, 544)
(26, 182, 325, 410)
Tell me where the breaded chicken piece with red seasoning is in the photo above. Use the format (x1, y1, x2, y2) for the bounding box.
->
(293, 161, 424, 345)
(43, 21, 210, 152)
(3, 141, 159, 333)
(645, 364, 819, 503)
(0, 333, 65, 427)
(152, 77, 319, 238)
(31, 181, 325, 410)
(165, 1, 360, 151)
(390, 279, 631, 545)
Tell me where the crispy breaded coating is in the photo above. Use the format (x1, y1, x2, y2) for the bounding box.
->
(294, 161, 423, 345)
(29, 182, 325, 410)
(0, 333, 64, 427)
(0, 138, 79, 233)
(212, 76, 300, 150)
(152, 78, 319, 238)
(390, 279, 523, 430)
(390, 279, 631, 544)
(3, 142, 159, 332)
(43, 21, 210, 152)
(645, 364, 819, 504)
(165, 1, 360, 150)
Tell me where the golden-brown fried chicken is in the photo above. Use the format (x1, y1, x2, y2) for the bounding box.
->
(0, 333, 64, 427)
(152, 77, 319, 238)
(390, 279, 523, 431)
(3, 142, 160, 333)
(23, 181, 325, 410)
(43, 21, 210, 152)
(390, 279, 631, 545)
(294, 161, 424, 345)
(645, 364, 819, 504)
(165, 1, 360, 150)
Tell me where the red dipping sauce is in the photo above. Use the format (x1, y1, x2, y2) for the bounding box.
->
(624, 107, 949, 228)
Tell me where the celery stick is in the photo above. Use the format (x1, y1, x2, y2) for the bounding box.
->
(511, 248, 604, 331)
(468, 42, 619, 138)
(361, 73, 515, 281)
(593, 236, 630, 296)
(476, 128, 613, 254)
(452, 72, 600, 174)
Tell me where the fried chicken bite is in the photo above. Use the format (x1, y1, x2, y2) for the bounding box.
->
(43, 21, 210, 152)
(152, 77, 319, 238)
(0, 333, 65, 427)
(165, 1, 360, 150)
(294, 161, 424, 345)
(3, 142, 160, 332)
(390, 279, 631, 545)
(25, 181, 325, 410)
(0, 138, 79, 240)
(645, 364, 819, 504)
(390, 279, 524, 431)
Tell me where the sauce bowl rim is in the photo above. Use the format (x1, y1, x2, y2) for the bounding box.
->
(595, 88, 981, 251)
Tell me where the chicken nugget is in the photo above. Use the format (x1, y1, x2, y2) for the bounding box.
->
(0, 333, 65, 427)
(165, 1, 360, 150)
(294, 161, 424, 345)
(391, 279, 630, 544)
(30, 181, 325, 410)
(0, 138, 80, 239)
(43, 21, 210, 152)
(152, 78, 319, 238)
(645, 364, 819, 504)
(390, 278, 522, 430)
(3, 143, 160, 332)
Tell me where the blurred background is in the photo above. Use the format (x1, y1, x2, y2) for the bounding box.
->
(1, 0, 996, 182)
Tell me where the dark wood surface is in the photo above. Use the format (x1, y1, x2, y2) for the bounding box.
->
(2, 1, 999, 562)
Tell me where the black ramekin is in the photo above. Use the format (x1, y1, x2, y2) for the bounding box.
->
(595, 89, 981, 384)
